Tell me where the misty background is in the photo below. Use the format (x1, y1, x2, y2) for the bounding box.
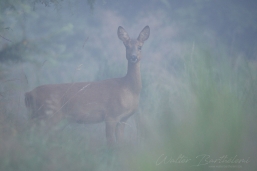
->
(0, 0, 257, 171)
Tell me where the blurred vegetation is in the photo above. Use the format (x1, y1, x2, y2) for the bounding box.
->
(1, 46, 256, 171)
(0, 0, 96, 11)
(0, 0, 257, 171)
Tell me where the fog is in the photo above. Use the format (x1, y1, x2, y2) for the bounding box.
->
(0, 0, 257, 170)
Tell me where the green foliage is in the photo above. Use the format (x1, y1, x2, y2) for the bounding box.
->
(0, 0, 257, 170)
(2, 44, 255, 171)
(130, 47, 254, 171)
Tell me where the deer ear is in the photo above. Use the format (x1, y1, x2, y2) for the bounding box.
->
(118, 26, 130, 42)
(137, 26, 150, 42)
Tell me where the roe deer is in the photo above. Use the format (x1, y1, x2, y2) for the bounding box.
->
(25, 26, 150, 146)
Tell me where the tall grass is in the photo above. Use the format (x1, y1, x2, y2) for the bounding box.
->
(0, 45, 256, 171)
(131, 47, 255, 170)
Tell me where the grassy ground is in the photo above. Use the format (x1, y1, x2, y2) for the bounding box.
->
(0, 47, 256, 171)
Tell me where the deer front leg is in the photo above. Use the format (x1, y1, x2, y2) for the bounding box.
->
(115, 121, 126, 143)
(105, 118, 117, 146)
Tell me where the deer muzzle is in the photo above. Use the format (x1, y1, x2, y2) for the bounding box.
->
(129, 55, 138, 63)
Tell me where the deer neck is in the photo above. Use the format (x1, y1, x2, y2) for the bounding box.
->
(124, 62, 142, 94)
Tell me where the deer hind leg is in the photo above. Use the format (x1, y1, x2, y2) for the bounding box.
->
(115, 119, 126, 143)
(105, 117, 118, 146)
(32, 95, 64, 131)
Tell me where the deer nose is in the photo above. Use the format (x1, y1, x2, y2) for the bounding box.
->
(130, 55, 138, 63)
